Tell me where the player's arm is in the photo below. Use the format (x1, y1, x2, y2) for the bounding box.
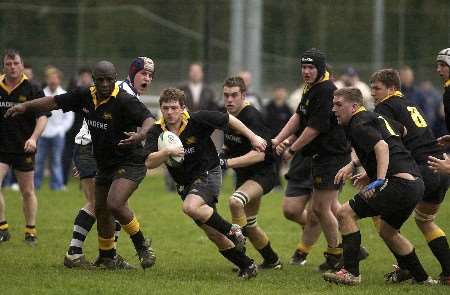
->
(272, 113, 300, 147)
(227, 114, 266, 152)
(24, 115, 48, 153)
(145, 146, 184, 169)
(4, 96, 58, 118)
(288, 126, 320, 154)
(373, 140, 389, 180)
(224, 150, 265, 169)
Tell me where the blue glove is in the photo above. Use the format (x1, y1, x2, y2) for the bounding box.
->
(363, 179, 386, 192)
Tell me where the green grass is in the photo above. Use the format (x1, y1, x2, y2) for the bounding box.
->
(1, 174, 449, 294)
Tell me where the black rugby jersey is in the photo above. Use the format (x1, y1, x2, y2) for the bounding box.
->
(374, 91, 442, 164)
(223, 104, 274, 176)
(55, 84, 153, 169)
(347, 109, 419, 181)
(146, 110, 229, 186)
(443, 79, 450, 133)
(295, 72, 350, 156)
(0, 74, 47, 154)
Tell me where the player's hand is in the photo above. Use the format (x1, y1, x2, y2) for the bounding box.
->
(24, 138, 37, 153)
(282, 148, 293, 162)
(5, 103, 26, 118)
(334, 162, 353, 184)
(118, 131, 143, 146)
(251, 134, 267, 152)
(437, 135, 450, 147)
(166, 146, 185, 157)
(275, 139, 290, 156)
(428, 153, 450, 174)
(72, 166, 80, 177)
(351, 172, 369, 189)
(361, 178, 386, 199)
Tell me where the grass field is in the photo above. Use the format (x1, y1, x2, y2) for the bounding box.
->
(1, 173, 449, 294)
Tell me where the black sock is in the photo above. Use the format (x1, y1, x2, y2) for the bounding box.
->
(68, 209, 96, 255)
(342, 231, 361, 276)
(391, 250, 409, 270)
(130, 230, 146, 251)
(205, 211, 232, 235)
(99, 248, 116, 259)
(257, 241, 279, 263)
(429, 236, 450, 276)
(399, 249, 428, 282)
(220, 247, 253, 269)
(114, 220, 121, 243)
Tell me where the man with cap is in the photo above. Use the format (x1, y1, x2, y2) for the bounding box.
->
(63, 57, 155, 269)
(272, 48, 351, 272)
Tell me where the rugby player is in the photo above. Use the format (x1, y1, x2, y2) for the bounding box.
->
(369, 69, 450, 285)
(6, 61, 155, 270)
(64, 57, 155, 268)
(145, 88, 266, 279)
(273, 48, 350, 271)
(0, 49, 48, 245)
(220, 76, 281, 269)
(324, 87, 435, 285)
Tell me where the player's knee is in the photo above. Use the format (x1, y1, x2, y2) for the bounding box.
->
(282, 205, 299, 221)
(21, 189, 35, 200)
(106, 198, 121, 215)
(336, 206, 351, 225)
(306, 209, 319, 226)
(229, 191, 248, 210)
(182, 202, 199, 219)
(414, 208, 436, 226)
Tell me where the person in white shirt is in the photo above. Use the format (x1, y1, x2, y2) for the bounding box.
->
(34, 66, 74, 190)
(64, 57, 155, 268)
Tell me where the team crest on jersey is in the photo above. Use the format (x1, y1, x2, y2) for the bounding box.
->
(103, 112, 112, 120)
(314, 176, 322, 184)
(25, 156, 33, 164)
(18, 95, 27, 102)
(185, 136, 197, 145)
(116, 168, 126, 175)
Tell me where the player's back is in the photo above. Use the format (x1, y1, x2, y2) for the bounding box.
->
(374, 95, 442, 163)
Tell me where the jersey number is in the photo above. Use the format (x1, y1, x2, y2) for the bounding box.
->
(378, 116, 398, 136)
(407, 106, 427, 127)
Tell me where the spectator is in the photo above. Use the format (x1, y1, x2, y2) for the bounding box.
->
(335, 66, 373, 110)
(34, 66, 74, 190)
(178, 63, 218, 111)
(399, 65, 428, 117)
(265, 86, 293, 188)
(419, 80, 447, 137)
(239, 70, 265, 113)
(62, 67, 93, 185)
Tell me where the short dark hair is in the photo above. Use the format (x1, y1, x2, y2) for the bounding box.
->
(3, 49, 22, 66)
(334, 87, 364, 105)
(159, 88, 186, 107)
(370, 69, 401, 90)
(223, 76, 246, 92)
(78, 66, 92, 76)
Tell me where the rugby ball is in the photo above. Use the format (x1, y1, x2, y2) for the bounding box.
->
(158, 131, 184, 167)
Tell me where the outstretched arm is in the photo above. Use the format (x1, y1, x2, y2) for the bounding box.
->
(24, 115, 48, 153)
(4, 96, 58, 118)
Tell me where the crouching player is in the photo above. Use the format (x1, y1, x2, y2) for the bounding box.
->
(324, 87, 436, 285)
(145, 88, 266, 279)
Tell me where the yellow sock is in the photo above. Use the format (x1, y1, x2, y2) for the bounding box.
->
(232, 215, 247, 228)
(252, 232, 269, 250)
(297, 242, 313, 254)
(327, 246, 342, 255)
(25, 226, 37, 236)
(425, 227, 446, 243)
(98, 236, 115, 250)
(122, 216, 140, 236)
(0, 222, 8, 230)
